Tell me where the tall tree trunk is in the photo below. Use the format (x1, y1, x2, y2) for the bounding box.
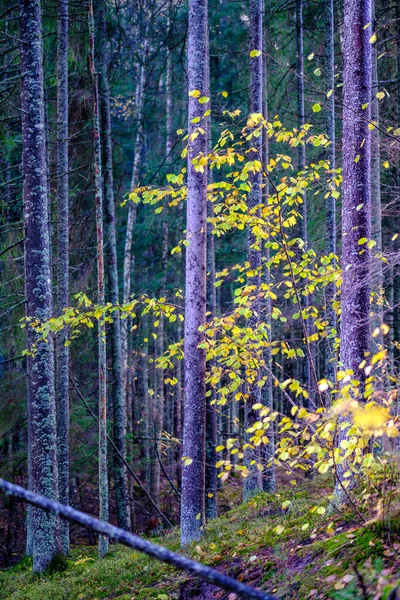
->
(96, 0, 129, 532)
(174, 322, 183, 491)
(150, 225, 168, 510)
(243, 0, 263, 502)
(122, 61, 146, 396)
(261, 13, 275, 493)
(325, 0, 337, 384)
(204, 18, 218, 520)
(333, 0, 372, 502)
(88, 0, 109, 557)
(296, 0, 314, 407)
(370, 0, 383, 349)
(393, 0, 400, 361)
(19, 0, 60, 573)
(56, 0, 70, 555)
(180, 0, 209, 546)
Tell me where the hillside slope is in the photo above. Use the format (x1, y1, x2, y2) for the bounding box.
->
(1, 487, 399, 600)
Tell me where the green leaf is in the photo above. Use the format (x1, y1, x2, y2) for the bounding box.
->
(312, 103, 321, 113)
(250, 49, 262, 57)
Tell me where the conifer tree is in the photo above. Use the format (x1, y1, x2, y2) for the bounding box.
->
(19, 0, 60, 572)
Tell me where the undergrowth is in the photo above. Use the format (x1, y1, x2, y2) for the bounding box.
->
(0, 483, 399, 599)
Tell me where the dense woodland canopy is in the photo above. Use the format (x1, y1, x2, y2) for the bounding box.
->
(0, 0, 400, 597)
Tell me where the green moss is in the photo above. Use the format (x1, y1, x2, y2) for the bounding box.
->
(0, 492, 398, 600)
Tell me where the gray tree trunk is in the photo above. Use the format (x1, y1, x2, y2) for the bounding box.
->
(370, 0, 383, 349)
(324, 0, 337, 384)
(88, 0, 109, 557)
(56, 0, 70, 556)
(334, 0, 372, 501)
(296, 0, 314, 407)
(19, 0, 61, 573)
(243, 0, 264, 502)
(181, 0, 209, 546)
(261, 17, 275, 493)
(95, 0, 129, 532)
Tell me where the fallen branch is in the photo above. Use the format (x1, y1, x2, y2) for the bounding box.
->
(0, 478, 277, 600)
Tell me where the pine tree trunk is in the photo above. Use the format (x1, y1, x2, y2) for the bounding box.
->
(19, 0, 60, 573)
(122, 61, 146, 395)
(56, 0, 70, 556)
(261, 20, 275, 493)
(181, 0, 209, 546)
(325, 0, 337, 384)
(88, 0, 109, 557)
(296, 0, 314, 407)
(95, 0, 129, 532)
(334, 0, 372, 501)
(370, 0, 383, 348)
(243, 0, 263, 502)
(150, 225, 168, 510)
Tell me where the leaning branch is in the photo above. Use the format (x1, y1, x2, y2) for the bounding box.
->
(0, 478, 276, 600)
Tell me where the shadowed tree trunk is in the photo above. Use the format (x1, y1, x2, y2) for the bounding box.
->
(296, 0, 314, 407)
(122, 51, 146, 400)
(96, 0, 129, 532)
(261, 9, 275, 493)
(181, 0, 209, 546)
(325, 0, 337, 385)
(243, 0, 264, 502)
(333, 0, 372, 502)
(88, 0, 109, 557)
(370, 0, 383, 349)
(19, 0, 61, 573)
(205, 15, 218, 520)
(56, 0, 69, 555)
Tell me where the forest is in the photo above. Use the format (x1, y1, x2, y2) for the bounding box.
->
(0, 0, 399, 597)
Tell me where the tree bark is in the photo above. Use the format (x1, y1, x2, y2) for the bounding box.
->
(95, 0, 129, 532)
(334, 0, 372, 501)
(370, 0, 383, 349)
(56, 0, 70, 555)
(324, 0, 337, 384)
(181, 0, 209, 546)
(19, 0, 60, 572)
(261, 13, 275, 493)
(243, 0, 264, 502)
(88, 0, 109, 557)
(296, 0, 314, 407)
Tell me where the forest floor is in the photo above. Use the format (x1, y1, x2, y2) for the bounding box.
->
(1, 480, 400, 600)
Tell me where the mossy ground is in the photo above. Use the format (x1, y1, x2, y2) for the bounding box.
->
(1, 482, 399, 599)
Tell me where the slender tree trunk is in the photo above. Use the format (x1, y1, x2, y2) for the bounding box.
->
(393, 1, 400, 361)
(205, 178, 218, 520)
(261, 16, 275, 493)
(204, 19, 218, 520)
(150, 225, 168, 510)
(95, 0, 129, 531)
(333, 0, 372, 501)
(141, 312, 151, 485)
(325, 0, 337, 384)
(296, 0, 314, 407)
(19, 0, 60, 573)
(174, 325, 183, 491)
(56, 0, 70, 556)
(122, 61, 146, 394)
(370, 0, 383, 349)
(88, 0, 109, 557)
(243, 0, 263, 502)
(181, 0, 209, 546)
